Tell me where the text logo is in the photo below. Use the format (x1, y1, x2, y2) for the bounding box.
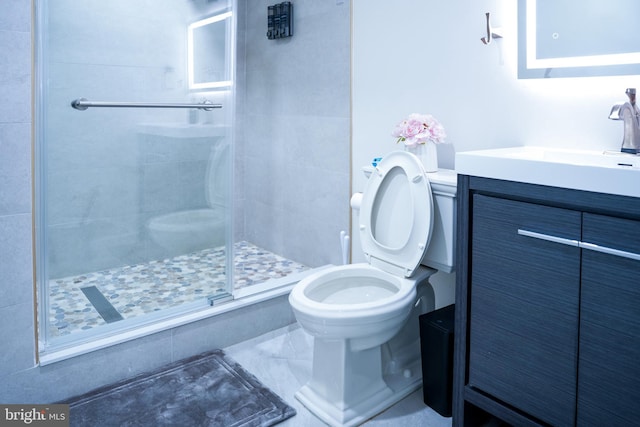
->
(1, 405, 69, 427)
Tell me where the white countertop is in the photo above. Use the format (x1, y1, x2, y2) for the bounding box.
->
(455, 146, 640, 198)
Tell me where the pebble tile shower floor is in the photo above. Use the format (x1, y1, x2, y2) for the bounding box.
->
(49, 241, 309, 337)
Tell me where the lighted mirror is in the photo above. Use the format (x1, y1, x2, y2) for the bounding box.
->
(518, 0, 640, 78)
(188, 11, 233, 90)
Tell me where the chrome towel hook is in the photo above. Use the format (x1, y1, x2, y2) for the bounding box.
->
(481, 12, 503, 45)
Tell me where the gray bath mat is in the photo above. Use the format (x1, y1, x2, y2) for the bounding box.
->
(65, 350, 296, 426)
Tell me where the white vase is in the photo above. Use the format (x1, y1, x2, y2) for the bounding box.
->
(405, 142, 438, 173)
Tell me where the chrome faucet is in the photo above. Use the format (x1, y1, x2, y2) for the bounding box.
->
(609, 88, 640, 154)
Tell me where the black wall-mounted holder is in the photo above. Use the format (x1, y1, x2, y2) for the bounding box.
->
(267, 2, 293, 40)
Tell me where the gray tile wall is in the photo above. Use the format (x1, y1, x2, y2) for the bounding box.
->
(236, 0, 351, 267)
(0, 0, 37, 381)
(0, 0, 349, 404)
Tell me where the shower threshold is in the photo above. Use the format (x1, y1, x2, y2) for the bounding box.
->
(47, 241, 309, 339)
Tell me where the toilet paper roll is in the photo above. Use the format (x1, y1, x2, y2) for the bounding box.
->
(350, 192, 363, 210)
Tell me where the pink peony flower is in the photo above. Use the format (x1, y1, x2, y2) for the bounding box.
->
(392, 113, 447, 146)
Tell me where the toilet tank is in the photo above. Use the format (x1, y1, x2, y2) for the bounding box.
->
(421, 169, 457, 273)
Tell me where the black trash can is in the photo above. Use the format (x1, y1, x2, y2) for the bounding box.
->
(419, 304, 455, 417)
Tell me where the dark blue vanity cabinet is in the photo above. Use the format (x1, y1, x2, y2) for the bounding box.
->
(577, 213, 640, 426)
(453, 176, 640, 427)
(469, 195, 581, 426)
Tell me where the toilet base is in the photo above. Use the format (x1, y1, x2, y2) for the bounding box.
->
(295, 339, 422, 427)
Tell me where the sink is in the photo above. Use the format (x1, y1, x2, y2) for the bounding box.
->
(455, 146, 640, 198)
(485, 146, 640, 168)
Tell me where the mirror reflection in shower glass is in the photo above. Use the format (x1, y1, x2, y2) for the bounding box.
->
(188, 11, 233, 90)
(37, 0, 235, 349)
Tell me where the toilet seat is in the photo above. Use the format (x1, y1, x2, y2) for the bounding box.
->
(289, 263, 421, 349)
(359, 151, 434, 277)
(292, 264, 414, 318)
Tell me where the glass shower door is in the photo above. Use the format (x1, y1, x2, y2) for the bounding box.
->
(36, 0, 234, 348)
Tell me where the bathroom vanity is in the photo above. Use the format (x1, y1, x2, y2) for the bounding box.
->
(453, 147, 640, 426)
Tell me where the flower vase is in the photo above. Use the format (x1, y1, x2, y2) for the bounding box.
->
(406, 142, 438, 172)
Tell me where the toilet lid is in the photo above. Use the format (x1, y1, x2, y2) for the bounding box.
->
(359, 151, 434, 277)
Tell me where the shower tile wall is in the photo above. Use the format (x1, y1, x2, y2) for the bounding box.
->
(0, 0, 36, 378)
(235, 1, 351, 268)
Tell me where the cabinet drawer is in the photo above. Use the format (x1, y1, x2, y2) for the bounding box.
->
(578, 214, 640, 426)
(468, 195, 581, 427)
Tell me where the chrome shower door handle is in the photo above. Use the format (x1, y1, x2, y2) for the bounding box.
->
(70, 98, 222, 111)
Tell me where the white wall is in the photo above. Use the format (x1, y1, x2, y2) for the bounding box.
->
(351, 0, 639, 308)
(353, 0, 637, 176)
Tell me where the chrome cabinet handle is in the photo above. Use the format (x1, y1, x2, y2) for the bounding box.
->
(517, 229, 580, 247)
(580, 241, 640, 261)
(518, 229, 640, 261)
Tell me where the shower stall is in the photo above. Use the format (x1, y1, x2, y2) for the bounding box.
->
(35, 0, 350, 353)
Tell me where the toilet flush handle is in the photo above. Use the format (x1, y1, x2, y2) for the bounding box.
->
(350, 192, 363, 210)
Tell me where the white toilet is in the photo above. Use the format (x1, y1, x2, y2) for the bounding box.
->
(289, 150, 457, 427)
(147, 143, 228, 256)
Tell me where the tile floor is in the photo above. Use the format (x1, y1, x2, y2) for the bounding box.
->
(225, 323, 452, 427)
(48, 241, 309, 337)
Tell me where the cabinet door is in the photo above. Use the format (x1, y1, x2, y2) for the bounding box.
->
(468, 195, 581, 427)
(578, 213, 640, 426)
